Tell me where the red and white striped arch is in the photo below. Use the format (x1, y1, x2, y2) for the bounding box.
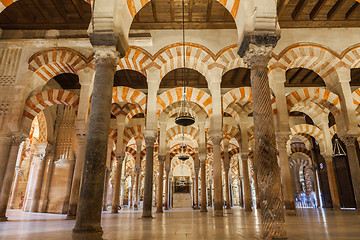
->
(117, 47, 152, 76)
(156, 87, 212, 116)
(342, 45, 360, 69)
(123, 125, 144, 146)
(216, 45, 247, 74)
(329, 125, 337, 138)
(290, 124, 324, 148)
(289, 158, 310, 168)
(112, 86, 147, 112)
(23, 89, 79, 120)
(286, 87, 341, 115)
(166, 126, 199, 142)
(171, 159, 194, 173)
(223, 124, 239, 141)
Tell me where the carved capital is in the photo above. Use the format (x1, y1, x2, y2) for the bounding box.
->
(240, 154, 249, 161)
(94, 46, 120, 69)
(11, 133, 26, 146)
(199, 153, 207, 163)
(143, 130, 157, 148)
(340, 135, 356, 147)
(276, 134, 289, 149)
(158, 154, 166, 163)
(209, 131, 223, 146)
(116, 154, 125, 164)
(135, 167, 141, 174)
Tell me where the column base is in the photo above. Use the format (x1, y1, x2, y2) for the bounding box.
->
(66, 215, 76, 220)
(226, 206, 231, 210)
(214, 210, 223, 217)
(193, 206, 200, 210)
(164, 207, 169, 210)
(0, 216, 8, 222)
(142, 215, 154, 219)
(200, 208, 207, 213)
(72, 230, 103, 240)
(286, 209, 296, 216)
(156, 209, 163, 213)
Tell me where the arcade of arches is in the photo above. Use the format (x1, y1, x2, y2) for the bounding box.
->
(1, 0, 360, 239)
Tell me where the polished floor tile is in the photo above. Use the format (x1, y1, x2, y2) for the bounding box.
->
(0, 208, 359, 239)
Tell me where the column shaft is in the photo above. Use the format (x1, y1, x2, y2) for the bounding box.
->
(9, 167, 21, 209)
(325, 156, 340, 209)
(111, 157, 124, 213)
(200, 161, 207, 212)
(242, 158, 252, 212)
(164, 170, 170, 210)
(156, 158, 164, 213)
(195, 169, 199, 208)
(224, 168, 231, 209)
(134, 168, 141, 210)
(103, 169, 110, 211)
(30, 151, 47, 212)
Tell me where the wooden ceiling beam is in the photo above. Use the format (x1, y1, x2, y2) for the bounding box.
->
(50, 0, 70, 22)
(346, 2, 359, 19)
(230, 68, 240, 84)
(14, 3, 36, 22)
(277, 0, 291, 18)
(174, 69, 177, 86)
(292, 0, 306, 20)
(124, 71, 132, 85)
(189, 0, 193, 22)
(327, 0, 345, 20)
(206, 0, 213, 22)
(151, 0, 158, 22)
(300, 70, 314, 83)
(310, 0, 327, 20)
(170, 0, 175, 22)
(31, 0, 53, 22)
(70, 0, 87, 21)
(288, 68, 302, 84)
(131, 21, 236, 29)
(242, 70, 250, 85)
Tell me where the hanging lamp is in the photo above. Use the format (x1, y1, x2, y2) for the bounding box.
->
(333, 138, 346, 157)
(179, 127, 190, 161)
(175, 0, 195, 127)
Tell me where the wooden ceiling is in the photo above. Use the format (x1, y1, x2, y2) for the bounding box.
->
(0, 0, 91, 30)
(285, 68, 325, 87)
(278, 0, 360, 28)
(53, 73, 81, 89)
(114, 70, 147, 89)
(160, 68, 208, 88)
(222, 68, 251, 88)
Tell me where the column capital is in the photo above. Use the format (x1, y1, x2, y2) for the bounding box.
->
(11, 133, 26, 146)
(209, 131, 223, 145)
(276, 133, 289, 148)
(135, 167, 141, 174)
(340, 134, 357, 147)
(143, 130, 157, 148)
(195, 167, 200, 174)
(199, 152, 207, 163)
(116, 154, 125, 163)
(158, 154, 166, 163)
(240, 153, 249, 161)
(93, 46, 120, 68)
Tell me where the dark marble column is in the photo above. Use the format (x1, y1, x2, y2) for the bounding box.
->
(0, 134, 24, 221)
(194, 167, 200, 209)
(112, 155, 124, 213)
(241, 154, 252, 212)
(142, 130, 157, 218)
(156, 155, 165, 213)
(324, 155, 340, 210)
(200, 156, 207, 212)
(134, 167, 141, 210)
(103, 168, 111, 211)
(73, 47, 119, 234)
(209, 131, 223, 216)
(341, 135, 360, 209)
(240, 33, 286, 239)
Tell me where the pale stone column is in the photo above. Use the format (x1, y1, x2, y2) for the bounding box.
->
(39, 152, 55, 213)
(209, 131, 223, 216)
(120, 177, 126, 207)
(209, 180, 213, 207)
(9, 167, 22, 209)
(134, 167, 141, 210)
(112, 155, 124, 213)
(0, 134, 24, 221)
(224, 167, 231, 209)
(276, 134, 296, 215)
(129, 178, 134, 208)
(103, 168, 111, 211)
(30, 143, 50, 212)
(156, 155, 165, 213)
(73, 47, 119, 234)
(241, 154, 252, 212)
(341, 135, 360, 209)
(200, 156, 207, 212)
(142, 130, 157, 218)
(238, 177, 244, 208)
(194, 167, 200, 209)
(240, 34, 286, 238)
(323, 154, 341, 209)
(0, 136, 12, 189)
(67, 133, 86, 218)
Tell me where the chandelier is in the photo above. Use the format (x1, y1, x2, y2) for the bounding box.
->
(178, 127, 190, 161)
(333, 138, 346, 157)
(175, 0, 195, 127)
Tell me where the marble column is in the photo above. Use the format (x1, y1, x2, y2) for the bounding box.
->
(237, 158, 244, 208)
(112, 155, 124, 213)
(9, 167, 22, 209)
(120, 177, 126, 207)
(241, 154, 252, 212)
(30, 143, 50, 212)
(209, 180, 213, 207)
(164, 168, 170, 210)
(276, 135, 296, 215)
(0, 136, 12, 189)
(224, 167, 231, 209)
(156, 155, 165, 213)
(73, 47, 119, 234)
(67, 133, 86, 218)
(39, 152, 55, 213)
(312, 167, 321, 207)
(142, 130, 157, 218)
(341, 135, 360, 209)
(209, 131, 223, 216)
(194, 167, 200, 209)
(0, 134, 24, 221)
(241, 35, 286, 238)
(324, 155, 341, 210)
(200, 157, 207, 212)
(103, 168, 111, 211)
(134, 167, 141, 210)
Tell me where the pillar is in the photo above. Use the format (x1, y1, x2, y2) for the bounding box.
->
(224, 167, 231, 209)
(134, 167, 141, 210)
(341, 135, 360, 209)
(142, 130, 157, 218)
(276, 134, 296, 215)
(67, 133, 86, 218)
(200, 156, 207, 212)
(240, 34, 286, 238)
(241, 154, 252, 212)
(0, 134, 24, 221)
(156, 155, 165, 213)
(0, 136, 12, 189)
(323, 154, 341, 210)
(120, 177, 126, 207)
(237, 158, 244, 208)
(194, 167, 200, 209)
(30, 143, 50, 212)
(112, 155, 124, 213)
(209, 131, 223, 216)
(9, 167, 22, 209)
(103, 168, 111, 211)
(164, 167, 170, 210)
(39, 152, 55, 213)
(73, 47, 119, 234)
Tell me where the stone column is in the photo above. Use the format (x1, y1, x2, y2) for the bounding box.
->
(103, 168, 111, 211)
(156, 155, 165, 213)
(0, 136, 12, 189)
(112, 155, 124, 213)
(224, 167, 231, 210)
(164, 167, 170, 210)
(312, 166, 321, 208)
(30, 143, 50, 212)
(237, 158, 244, 208)
(73, 47, 119, 234)
(323, 154, 341, 210)
(209, 180, 213, 207)
(129, 178, 134, 208)
(194, 167, 200, 209)
(200, 156, 207, 212)
(120, 177, 126, 207)
(142, 130, 157, 218)
(0, 134, 24, 221)
(276, 134, 296, 215)
(67, 133, 86, 218)
(39, 152, 55, 213)
(134, 167, 141, 210)
(209, 131, 223, 216)
(240, 34, 286, 238)
(341, 135, 360, 209)
(241, 154, 252, 212)
(9, 167, 22, 209)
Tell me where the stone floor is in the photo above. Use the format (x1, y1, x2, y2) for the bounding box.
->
(0, 208, 359, 240)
